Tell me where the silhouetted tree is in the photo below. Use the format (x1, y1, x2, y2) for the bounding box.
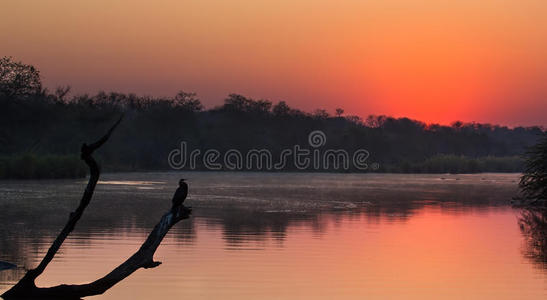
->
(313, 109, 329, 119)
(272, 101, 291, 116)
(345, 115, 362, 125)
(174, 91, 203, 112)
(518, 133, 547, 205)
(0, 56, 42, 98)
(335, 108, 344, 117)
(54, 86, 71, 102)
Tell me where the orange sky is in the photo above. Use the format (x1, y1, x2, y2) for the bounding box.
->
(1, 0, 546, 126)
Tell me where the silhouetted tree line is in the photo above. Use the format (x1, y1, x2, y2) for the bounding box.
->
(0, 57, 544, 177)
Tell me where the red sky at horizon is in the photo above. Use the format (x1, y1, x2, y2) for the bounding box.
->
(1, 0, 546, 126)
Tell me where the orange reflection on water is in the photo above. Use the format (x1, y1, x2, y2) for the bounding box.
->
(25, 206, 545, 300)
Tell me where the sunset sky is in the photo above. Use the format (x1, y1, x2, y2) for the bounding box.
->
(1, 0, 546, 126)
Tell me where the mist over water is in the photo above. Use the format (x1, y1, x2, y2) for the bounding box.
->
(0, 173, 545, 299)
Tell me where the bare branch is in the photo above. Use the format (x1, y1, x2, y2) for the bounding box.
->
(3, 206, 191, 299)
(1, 116, 129, 298)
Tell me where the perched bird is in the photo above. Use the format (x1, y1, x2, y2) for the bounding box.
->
(171, 179, 188, 210)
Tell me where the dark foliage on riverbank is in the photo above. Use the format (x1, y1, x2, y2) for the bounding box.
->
(1, 90, 539, 177)
(383, 155, 524, 173)
(0, 57, 544, 178)
(0, 154, 86, 179)
(517, 133, 547, 206)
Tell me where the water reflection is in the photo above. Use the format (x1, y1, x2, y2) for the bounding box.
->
(518, 208, 547, 269)
(1, 173, 546, 299)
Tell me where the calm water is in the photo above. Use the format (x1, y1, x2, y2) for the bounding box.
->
(0, 172, 545, 299)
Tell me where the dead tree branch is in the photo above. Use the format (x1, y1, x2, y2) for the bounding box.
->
(2, 115, 191, 299)
(3, 206, 190, 299)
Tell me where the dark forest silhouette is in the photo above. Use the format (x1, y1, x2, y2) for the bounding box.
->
(1, 57, 544, 178)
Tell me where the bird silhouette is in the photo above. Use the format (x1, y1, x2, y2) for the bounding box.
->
(171, 179, 188, 210)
